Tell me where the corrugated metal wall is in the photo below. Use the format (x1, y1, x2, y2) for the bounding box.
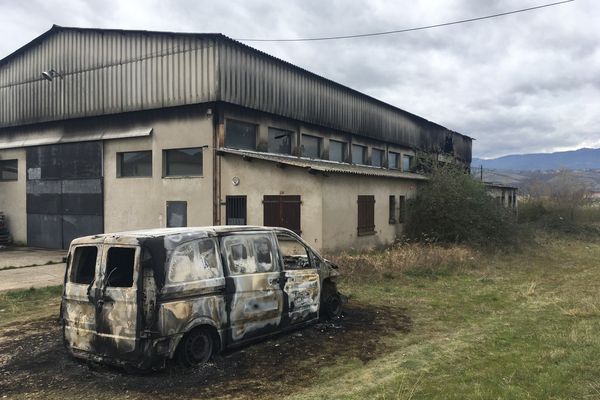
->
(0, 27, 471, 162)
(0, 28, 218, 128)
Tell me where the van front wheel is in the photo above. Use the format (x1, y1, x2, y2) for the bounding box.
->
(176, 327, 214, 367)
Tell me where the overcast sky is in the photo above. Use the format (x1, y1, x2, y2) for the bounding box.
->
(0, 0, 597, 158)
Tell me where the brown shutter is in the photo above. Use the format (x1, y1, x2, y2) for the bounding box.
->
(357, 195, 375, 235)
(263, 195, 302, 235)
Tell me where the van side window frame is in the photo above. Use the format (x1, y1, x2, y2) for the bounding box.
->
(274, 231, 314, 271)
(220, 232, 280, 276)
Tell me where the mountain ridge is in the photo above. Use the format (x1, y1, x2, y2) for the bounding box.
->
(472, 147, 600, 171)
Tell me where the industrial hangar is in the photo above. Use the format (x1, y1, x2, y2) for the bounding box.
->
(0, 25, 472, 251)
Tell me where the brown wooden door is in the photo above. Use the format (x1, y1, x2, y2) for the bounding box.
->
(263, 195, 301, 235)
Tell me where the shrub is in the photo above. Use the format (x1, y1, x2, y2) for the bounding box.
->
(404, 162, 518, 247)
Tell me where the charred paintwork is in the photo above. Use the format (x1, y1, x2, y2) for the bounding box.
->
(61, 226, 342, 370)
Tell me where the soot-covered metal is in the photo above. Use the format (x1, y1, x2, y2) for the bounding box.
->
(61, 226, 343, 370)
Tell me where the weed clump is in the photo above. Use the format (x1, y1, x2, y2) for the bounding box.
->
(404, 162, 519, 247)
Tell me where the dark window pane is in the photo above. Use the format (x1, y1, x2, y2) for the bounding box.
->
(372, 149, 384, 167)
(225, 119, 257, 150)
(106, 247, 135, 287)
(329, 140, 345, 162)
(302, 135, 321, 159)
(352, 144, 367, 165)
(399, 195, 407, 223)
(226, 196, 247, 225)
(70, 246, 97, 284)
(268, 128, 293, 155)
(403, 155, 413, 172)
(389, 152, 399, 169)
(389, 195, 396, 224)
(118, 151, 152, 177)
(0, 159, 18, 181)
(167, 201, 187, 227)
(165, 148, 203, 176)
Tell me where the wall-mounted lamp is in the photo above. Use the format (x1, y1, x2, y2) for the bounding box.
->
(41, 69, 63, 81)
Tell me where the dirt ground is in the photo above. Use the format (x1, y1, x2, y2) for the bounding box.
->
(0, 303, 411, 399)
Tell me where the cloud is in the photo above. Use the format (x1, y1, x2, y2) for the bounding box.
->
(0, 0, 598, 158)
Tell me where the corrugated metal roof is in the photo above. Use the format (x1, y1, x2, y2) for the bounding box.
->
(0, 25, 471, 163)
(218, 148, 428, 180)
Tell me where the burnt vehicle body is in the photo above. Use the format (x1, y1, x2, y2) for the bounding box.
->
(60, 226, 343, 369)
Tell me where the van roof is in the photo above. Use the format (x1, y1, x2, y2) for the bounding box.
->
(70, 225, 291, 243)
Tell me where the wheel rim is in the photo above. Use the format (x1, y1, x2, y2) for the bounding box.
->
(185, 331, 212, 364)
(326, 293, 342, 316)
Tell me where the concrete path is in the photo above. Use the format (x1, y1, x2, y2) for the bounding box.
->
(0, 246, 67, 291)
(0, 263, 65, 291)
(0, 246, 67, 269)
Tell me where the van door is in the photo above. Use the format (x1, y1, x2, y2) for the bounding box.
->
(221, 233, 284, 342)
(63, 244, 140, 358)
(275, 232, 320, 326)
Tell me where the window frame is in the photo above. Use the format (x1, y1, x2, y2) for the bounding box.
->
(402, 154, 414, 172)
(163, 147, 203, 177)
(351, 144, 367, 165)
(275, 231, 313, 271)
(0, 159, 18, 181)
(226, 195, 248, 225)
(268, 127, 294, 155)
(224, 119, 258, 151)
(116, 150, 152, 178)
(388, 152, 400, 170)
(329, 140, 346, 163)
(221, 233, 279, 276)
(301, 134, 322, 159)
(372, 148, 384, 167)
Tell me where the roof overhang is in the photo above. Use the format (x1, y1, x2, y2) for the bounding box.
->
(217, 148, 428, 180)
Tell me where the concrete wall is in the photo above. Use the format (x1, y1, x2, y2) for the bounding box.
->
(103, 109, 215, 232)
(321, 174, 417, 253)
(0, 148, 26, 244)
(220, 156, 324, 249)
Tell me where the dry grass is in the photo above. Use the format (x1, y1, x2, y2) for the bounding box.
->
(327, 242, 478, 282)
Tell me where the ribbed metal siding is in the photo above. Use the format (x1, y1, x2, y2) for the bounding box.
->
(0, 30, 218, 128)
(218, 41, 471, 162)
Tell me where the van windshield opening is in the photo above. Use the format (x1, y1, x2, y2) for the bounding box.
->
(70, 246, 98, 284)
(105, 247, 136, 287)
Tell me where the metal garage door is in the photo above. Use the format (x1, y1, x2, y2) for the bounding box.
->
(26, 142, 103, 249)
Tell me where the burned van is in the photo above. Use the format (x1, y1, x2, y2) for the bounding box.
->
(60, 226, 343, 369)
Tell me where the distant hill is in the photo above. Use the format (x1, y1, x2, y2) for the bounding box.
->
(472, 148, 600, 171)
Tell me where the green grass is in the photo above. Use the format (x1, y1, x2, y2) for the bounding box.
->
(288, 232, 600, 399)
(2, 233, 600, 399)
(0, 285, 62, 327)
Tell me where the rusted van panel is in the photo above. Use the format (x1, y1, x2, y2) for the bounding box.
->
(61, 226, 343, 370)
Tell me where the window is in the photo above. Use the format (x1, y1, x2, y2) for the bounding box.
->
(69, 246, 98, 284)
(357, 195, 375, 235)
(0, 159, 17, 181)
(352, 144, 367, 165)
(372, 149, 384, 167)
(398, 195, 406, 223)
(167, 238, 222, 283)
(226, 196, 247, 225)
(167, 201, 187, 227)
(329, 140, 346, 162)
(388, 152, 399, 169)
(117, 151, 152, 177)
(276, 232, 311, 270)
(268, 128, 293, 155)
(402, 155, 413, 172)
(301, 135, 321, 159)
(263, 195, 301, 235)
(389, 195, 396, 224)
(222, 234, 276, 275)
(164, 147, 203, 176)
(105, 247, 136, 287)
(225, 119, 257, 150)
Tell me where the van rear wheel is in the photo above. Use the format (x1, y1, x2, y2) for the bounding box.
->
(176, 327, 214, 367)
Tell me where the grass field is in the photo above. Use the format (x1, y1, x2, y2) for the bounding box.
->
(2, 231, 599, 399)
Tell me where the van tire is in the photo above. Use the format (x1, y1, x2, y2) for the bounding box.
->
(176, 327, 214, 367)
(321, 282, 343, 320)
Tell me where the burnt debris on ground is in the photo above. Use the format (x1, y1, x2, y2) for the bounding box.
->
(0, 303, 411, 399)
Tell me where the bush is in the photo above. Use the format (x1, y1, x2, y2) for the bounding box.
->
(404, 163, 518, 247)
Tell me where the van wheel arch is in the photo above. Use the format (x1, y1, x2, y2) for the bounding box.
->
(174, 325, 220, 367)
